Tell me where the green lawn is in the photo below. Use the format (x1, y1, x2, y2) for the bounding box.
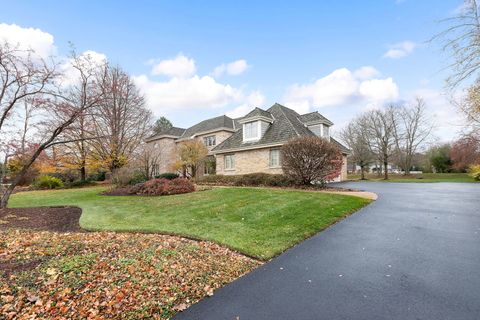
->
(348, 172, 477, 183)
(8, 186, 370, 260)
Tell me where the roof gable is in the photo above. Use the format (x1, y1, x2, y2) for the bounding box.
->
(179, 115, 235, 139)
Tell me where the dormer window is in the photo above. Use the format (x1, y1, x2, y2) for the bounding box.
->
(243, 121, 260, 141)
(323, 125, 330, 139)
(239, 108, 274, 143)
(308, 124, 330, 140)
(308, 124, 322, 137)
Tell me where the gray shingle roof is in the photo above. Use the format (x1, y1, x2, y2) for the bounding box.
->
(242, 107, 274, 120)
(212, 103, 349, 154)
(146, 126, 186, 141)
(298, 111, 334, 126)
(212, 103, 315, 152)
(179, 115, 235, 139)
(331, 137, 351, 155)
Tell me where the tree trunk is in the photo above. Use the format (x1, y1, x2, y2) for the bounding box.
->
(0, 184, 14, 209)
(384, 158, 389, 180)
(360, 166, 366, 180)
(80, 166, 86, 182)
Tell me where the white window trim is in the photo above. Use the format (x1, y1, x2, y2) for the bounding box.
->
(242, 121, 261, 142)
(224, 154, 235, 171)
(269, 149, 281, 168)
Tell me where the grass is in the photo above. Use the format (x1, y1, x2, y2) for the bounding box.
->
(348, 172, 477, 183)
(8, 186, 370, 260)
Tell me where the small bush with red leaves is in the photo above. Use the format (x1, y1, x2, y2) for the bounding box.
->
(128, 178, 195, 196)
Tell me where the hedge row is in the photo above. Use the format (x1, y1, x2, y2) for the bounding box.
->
(196, 173, 297, 187)
(129, 178, 195, 196)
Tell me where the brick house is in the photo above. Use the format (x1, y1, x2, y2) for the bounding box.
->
(145, 103, 350, 181)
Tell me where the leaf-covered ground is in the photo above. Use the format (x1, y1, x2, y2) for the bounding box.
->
(0, 230, 260, 319)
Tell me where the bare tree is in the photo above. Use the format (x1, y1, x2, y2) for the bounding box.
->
(434, 0, 480, 89)
(90, 64, 152, 172)
(137, 142, 161, 179)
(359, 107, 398, 180)
(0, 45, 103, 208)
(392, 98, 434, 174)
(340, 120, 373, 180)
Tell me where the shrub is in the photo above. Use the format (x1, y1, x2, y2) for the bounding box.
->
(128, 178, 195, 196)
(196, 173, 296, 187)
(129, 171, 148, 185)
(66, 180, 95, 188)
(469, 164, 480, 181)
(282, 136, 343, 185)
(112, 167, 146, 186)
(155, 172, 180, 180)
(33, 175, 64, 189)
(88, 170, 106, 181)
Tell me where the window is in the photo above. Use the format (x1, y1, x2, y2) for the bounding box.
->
(243, 121, 259, 141)
(269, 149, 281, 167)
(323, 125, 330, 139)
(224, 154, 235, 170)
(309, 124, 322, 137)
(203, 135, 216, 147)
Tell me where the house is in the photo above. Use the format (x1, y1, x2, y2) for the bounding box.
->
(145, 103, 350, 181)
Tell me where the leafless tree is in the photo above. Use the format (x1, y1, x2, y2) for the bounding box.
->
(359, 107, 398, 180)
(90, 64, 153, 172)
(340, 119, 374, 180)
(0, 44, 103, 208)
(137, 142, 161, 179)
(282, 136, 343, 185)
(434, 0, 480, 89)
(392, 98, 434, 174)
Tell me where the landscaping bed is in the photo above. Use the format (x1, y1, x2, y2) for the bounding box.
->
(0, 230, 259, 319)
(9, 186, 371, 259)
(0, 207, 82, 232)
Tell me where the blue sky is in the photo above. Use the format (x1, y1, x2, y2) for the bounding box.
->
(0, 0, 465, 141)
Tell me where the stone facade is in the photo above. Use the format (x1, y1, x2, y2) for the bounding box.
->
(151, 129, 234, 176)
(215, 147, 348, 181)
(150, 137, 177, 175)
(216, 147, 283, 176)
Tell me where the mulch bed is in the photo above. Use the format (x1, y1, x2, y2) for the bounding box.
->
(101, 187, 132, 196)
(0, 206, 83, 232)
(0, 203, 260, 319)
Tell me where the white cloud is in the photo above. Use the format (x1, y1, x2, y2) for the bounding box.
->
(283, 67, 399, 113)
(133, 74, 250, 114)
(213, 59, 249, 77)
(226, 91, 265, 118)
(60, 50, 107, 86)
(0, 23, 56, 58)
(151, 53, 196, 78)
(408, 88, 464, 142)
(137, 56, 259, 116)
(353, 66, 381, 80)
(359, 78, 399, 102)
(383, 41, 417, 59)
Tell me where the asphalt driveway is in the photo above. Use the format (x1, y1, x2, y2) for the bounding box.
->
(174, 182, 480, 320)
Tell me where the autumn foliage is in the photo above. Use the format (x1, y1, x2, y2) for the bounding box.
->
(128, 178, 195, 196)
(281, 136, 343, 185)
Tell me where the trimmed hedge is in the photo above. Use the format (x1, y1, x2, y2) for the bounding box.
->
(129, 178, 195, 196)
(155, 172, 180, 180)
(196, 173, 297, 187)
(33, 175, 64, 189)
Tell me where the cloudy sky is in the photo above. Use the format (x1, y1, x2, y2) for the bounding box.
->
(0, 0, 468, 141)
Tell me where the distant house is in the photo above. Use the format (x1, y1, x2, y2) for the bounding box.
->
(146, 103, 350, 181)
